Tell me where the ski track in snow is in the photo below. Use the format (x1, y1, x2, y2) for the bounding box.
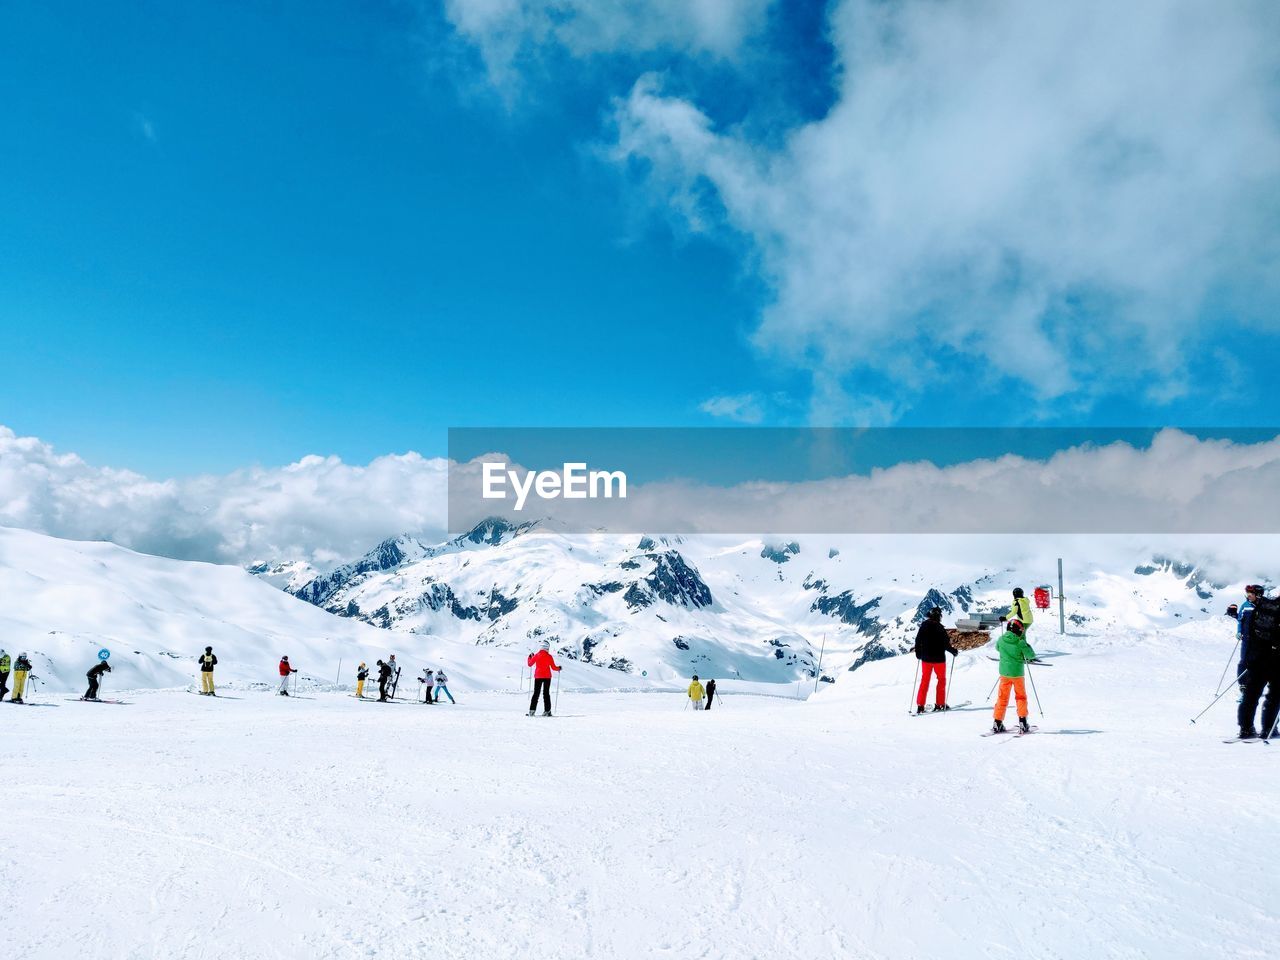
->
(3, 627, 1279, 960)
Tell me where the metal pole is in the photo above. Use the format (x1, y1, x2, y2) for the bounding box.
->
(335, 658, 342, 688)
(1057, 558, 1066, 635)
(985, 675, 999, 702)
(1190, 668, 1249, 724)
(814, 634, 827, 693)
(554, 671, 561, 714)
(908, 659, 920, 714)
(945, 652, 954, 708)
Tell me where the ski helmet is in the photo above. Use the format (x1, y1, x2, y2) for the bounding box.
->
(539, 639, 551, 650)
(692, 674, 699, 681)
(1246, 584, 1264, 596)
(1012, 587, 1025, 599)
(928, 606, 942, 620)
(282, 655, 289, 661)
(205, 646, 212, 653)
(19, 652, 27, 657)
(1007, 619, 1024, 634)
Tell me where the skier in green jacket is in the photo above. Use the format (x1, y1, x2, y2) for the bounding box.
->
(991, 619, 1036, 734)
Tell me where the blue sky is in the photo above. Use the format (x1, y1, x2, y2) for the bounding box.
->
(2, 1, 1277, 477)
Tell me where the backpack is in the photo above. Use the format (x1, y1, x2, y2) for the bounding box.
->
(1249, 595, 1280, 659)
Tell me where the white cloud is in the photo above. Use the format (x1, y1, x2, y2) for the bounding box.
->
(610, 0, 1280, 413)
(133, 112, 156, 142)
(699, 393, 766, 424)
(441, 0, 772, 88)
(0, 427, 448, 570)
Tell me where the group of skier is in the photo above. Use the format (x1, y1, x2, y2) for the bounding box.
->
(0, 650, 33, 703)
(686, 675, 719, 710)
(913, 587, 1039, 735)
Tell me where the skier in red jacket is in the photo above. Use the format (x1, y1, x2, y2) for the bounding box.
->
(526, 639, 561, 716)
(278, 656, 297, 696)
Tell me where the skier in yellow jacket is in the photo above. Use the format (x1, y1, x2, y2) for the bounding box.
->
(1006, 587, 1035, 633)
(688, 675, 705, 711)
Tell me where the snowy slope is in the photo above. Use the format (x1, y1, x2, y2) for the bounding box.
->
(275, 520, 1262, 685)
(0, 526, 660, 695)
(2, 615, 1276, 959)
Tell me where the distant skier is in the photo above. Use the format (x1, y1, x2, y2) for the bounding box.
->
(1237, 590, 1279, 740)
(1004, 588, 1035, 633)
(377, 659, 393, 702)
(387, 654, 401, 695)
(356, 662, 368, 699)
(688, 675, 705, 711)
(914, 607, 959, 713)
(419, 667, 435, 704)
(278, 656, 296, 696)
(526, 640, 561, 716)
(198, 646, 217, 696)
(704, 677, 717, 711)
(434, 668, 455, 704)
(84, 660, 112, 701)
(9, 653, 32, 703)
(990, 619, 1035, 734)
(0, 649, 9, 702)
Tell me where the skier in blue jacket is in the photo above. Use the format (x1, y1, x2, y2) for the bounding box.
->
(1229, 585, 1262, 695)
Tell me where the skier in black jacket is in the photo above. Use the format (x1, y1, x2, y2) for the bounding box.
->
(1238, 594, 1280, 740)
(84, 661, 112, 701)
(377, 659, 393, 702)
(913, 607, 958, 714)
(704, 678, 717, 710)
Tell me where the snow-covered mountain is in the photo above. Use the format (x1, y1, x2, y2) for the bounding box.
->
(271, 519, 1261, 684)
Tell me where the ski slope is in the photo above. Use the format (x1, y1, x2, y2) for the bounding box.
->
(3, 617, 1276, 959)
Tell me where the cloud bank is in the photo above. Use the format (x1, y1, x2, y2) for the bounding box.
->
(0, 427, 448, 570)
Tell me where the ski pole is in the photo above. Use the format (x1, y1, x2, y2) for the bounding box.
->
(1264, 708, 1280, 744)
(1025, 661, 1044, 717)
(985, 675, 999, 702)
(1190, 669, 1249, 724)
(908, 659, 919, 714)
(1214, 637, 1241, 697)
(946, 652, 954, 709)
(554, 671, 561, 714)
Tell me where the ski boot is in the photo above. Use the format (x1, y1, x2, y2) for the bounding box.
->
(1239, 727, 1259, 740)
(933, 704, 949, 712)
(527, 709, 536, 716)
(990, 719, 1005, 734)
(1019, 717, 1031, 734)
(541, 710, 553, 717)
(915, 705, 925, 715)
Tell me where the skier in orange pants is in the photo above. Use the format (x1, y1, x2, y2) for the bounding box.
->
(991, 619, 1035, 734)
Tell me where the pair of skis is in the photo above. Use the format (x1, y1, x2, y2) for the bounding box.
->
(911, 700, 973, 715)
(981, 724, 1038, 738)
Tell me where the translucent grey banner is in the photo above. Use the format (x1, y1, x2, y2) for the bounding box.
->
(447, 427, 1280, 534)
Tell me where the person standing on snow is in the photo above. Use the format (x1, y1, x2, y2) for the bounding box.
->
(198, 646, 217, 696)
(0, 649, 9, 702)
(84, 660, 112, 701)
(355, 662, 368, 699)
(9, 653, 31, 703)
(991, 619, 1036, 734)
(1004, 588, 1035, 634)
(526, 640, 561, 716)
(433, 668, 455, 704)
(688, 675, 705, 711)
(1227, 585, 1262, 697)
(278, 656, 296, 696)
(704, 677, 717, 710)
(387, 654, 401, 694)
(914, 607, 959, 713)
(419, 667, 435, 704)
(377, 659, 393, 702)
(1237, 591, 1279, 740)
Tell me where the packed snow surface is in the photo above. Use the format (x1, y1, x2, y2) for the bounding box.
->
(4, 618, 1277, 959)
